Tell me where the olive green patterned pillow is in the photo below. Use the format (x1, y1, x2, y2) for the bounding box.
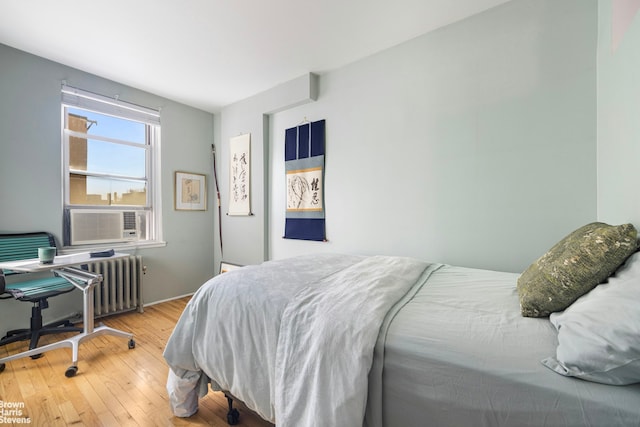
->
(517, 222, 637, 318)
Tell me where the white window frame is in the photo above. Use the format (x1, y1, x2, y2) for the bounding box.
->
(61, 84, 164, 250)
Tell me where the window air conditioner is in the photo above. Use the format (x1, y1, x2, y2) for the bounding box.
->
(70, 209, 139, 245)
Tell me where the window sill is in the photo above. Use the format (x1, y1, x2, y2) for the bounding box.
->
(61, 240, 167, 255)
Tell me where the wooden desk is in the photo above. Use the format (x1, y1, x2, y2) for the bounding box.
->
(0, 253, 135, 377)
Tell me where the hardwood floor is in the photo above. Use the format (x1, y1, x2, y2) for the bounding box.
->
(0, 297, 275, 427)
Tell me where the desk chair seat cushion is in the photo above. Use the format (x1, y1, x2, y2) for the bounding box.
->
(5, 276, 75, 300)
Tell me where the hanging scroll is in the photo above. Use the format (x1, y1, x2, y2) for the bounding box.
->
(228, 133, 251, 216)
(284, 119, 326, 241)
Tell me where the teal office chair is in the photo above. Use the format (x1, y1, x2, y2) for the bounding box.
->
(0, 232, 82, 354)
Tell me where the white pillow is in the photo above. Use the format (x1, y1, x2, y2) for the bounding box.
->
(541, 250, 640, 385)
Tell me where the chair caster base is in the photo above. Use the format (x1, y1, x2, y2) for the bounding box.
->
(65, 365, 78, 377)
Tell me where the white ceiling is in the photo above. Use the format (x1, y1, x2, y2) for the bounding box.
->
(0, 0, 511, 113)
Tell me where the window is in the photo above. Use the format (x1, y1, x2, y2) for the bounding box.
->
(61, 85, 162, 247)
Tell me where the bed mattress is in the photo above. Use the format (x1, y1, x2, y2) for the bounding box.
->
(377, 265, 640, 427)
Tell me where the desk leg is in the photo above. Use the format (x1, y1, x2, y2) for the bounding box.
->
(0, 267, 136, 377)
(0, 325, 135, 377)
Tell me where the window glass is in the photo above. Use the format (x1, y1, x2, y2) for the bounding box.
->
(67, 108, 146, 144)
(65, 108, 149, 207)
(71, 138, 147, 177)
(69, 175, 147, 206)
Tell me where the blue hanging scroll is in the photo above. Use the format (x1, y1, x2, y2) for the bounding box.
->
(284, 119, 326, 241)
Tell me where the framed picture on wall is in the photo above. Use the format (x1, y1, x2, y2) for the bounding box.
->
(175, 171, 207, 211)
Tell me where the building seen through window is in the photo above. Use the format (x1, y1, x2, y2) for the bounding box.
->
(66, 109, 148, 206)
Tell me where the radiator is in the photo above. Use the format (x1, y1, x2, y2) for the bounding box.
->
(86, 255, 145, 318)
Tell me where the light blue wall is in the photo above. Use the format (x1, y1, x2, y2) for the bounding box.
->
(217, 74, 318, 266)
(0, 0, 610, 338)
(597, 1, 640, 227)
(0, 44, 216, 333)
(269, 0, 597, 273)
(219, 0, 597, 273)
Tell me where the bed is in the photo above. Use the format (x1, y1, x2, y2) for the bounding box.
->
(163, 223, 640, 427)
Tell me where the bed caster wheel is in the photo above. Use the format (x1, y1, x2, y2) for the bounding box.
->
(0, 363, 5, 373)
(227, 408, 240, 425)
(128, 339, 135, 349)
(65, 365, 78, 378)
(30, 353, 43, 360)
(225, 394, 240, 425)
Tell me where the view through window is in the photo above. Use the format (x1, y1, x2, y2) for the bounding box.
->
(66, 108, 148, 206)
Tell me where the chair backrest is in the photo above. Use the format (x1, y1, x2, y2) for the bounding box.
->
(0, 232, 57, 262)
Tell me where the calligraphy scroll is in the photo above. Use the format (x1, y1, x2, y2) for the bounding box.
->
(228, 133, 251, 216)
(284, 119, 326, 241)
